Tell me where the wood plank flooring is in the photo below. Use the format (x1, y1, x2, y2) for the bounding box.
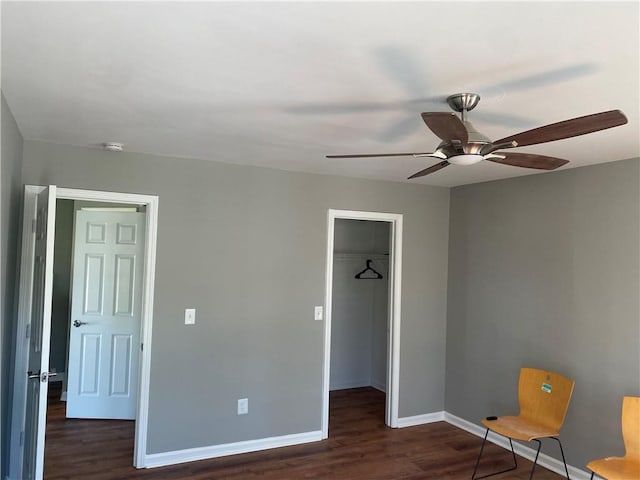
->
(44, 385, 564, 479)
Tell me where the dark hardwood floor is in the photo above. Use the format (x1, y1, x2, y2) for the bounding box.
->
(44, 384, 564, 479)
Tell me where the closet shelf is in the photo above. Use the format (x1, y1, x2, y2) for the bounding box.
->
(333, 253, 389, 260)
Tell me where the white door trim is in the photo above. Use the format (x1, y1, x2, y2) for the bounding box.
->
(56, 188, 158, 468)
(9, 186, 158, 478)
(321, 209, 403, 438)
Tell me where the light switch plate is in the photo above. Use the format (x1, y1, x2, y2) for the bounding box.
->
(314, 306, 323, 321)
(185, 308, 196, 325)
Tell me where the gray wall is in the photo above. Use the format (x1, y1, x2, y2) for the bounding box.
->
(333, 219, 390, 255)
(445, 158, 640, 469)
(21, 140, 450, 454)
(330, 219, 389, 391)
(50, 199, 74, 378)
(1, 93, 24, 478)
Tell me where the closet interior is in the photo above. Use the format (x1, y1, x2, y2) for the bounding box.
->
(330, 219, 391, 393)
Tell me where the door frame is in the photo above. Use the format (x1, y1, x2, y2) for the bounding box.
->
(9, 185, 159, 478)
(321, 209, 403, 437)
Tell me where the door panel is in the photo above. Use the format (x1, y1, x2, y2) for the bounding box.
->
(23, 186, 57, 480)
(110, 334, 133, 395)
(83, 254, 105, 314)
(114, 255, 135, 314)
(79, 333, 101, 395)
(66, 211, 145, 419)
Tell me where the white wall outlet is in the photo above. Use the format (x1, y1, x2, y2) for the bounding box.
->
(237, 398, 248, 415)
(185, 308, 196, 325)
(314, 306, 323, 321)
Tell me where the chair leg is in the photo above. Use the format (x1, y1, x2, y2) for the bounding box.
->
(550, 437, 571, 479)
(471, 428, 490, 479)
(471, 429, 518, 480)
(528, 440, 542, 480)
(472, 433, 570, 480)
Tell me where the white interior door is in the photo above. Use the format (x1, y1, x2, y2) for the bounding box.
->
(66, 210, 145, 419)
(23, 186, 57, 480)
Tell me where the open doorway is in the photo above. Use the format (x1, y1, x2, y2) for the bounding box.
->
(328, 219, 390, 431)
(321, 209, 403, 438)
(45, 197, 150, 477)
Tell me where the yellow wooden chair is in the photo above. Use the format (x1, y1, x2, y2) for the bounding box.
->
(587, 396, 640, 480)
(471, 367, 575, 480)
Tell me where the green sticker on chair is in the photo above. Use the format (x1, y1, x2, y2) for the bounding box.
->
(541, 382, 552, 393)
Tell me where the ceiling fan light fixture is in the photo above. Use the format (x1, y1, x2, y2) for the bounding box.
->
(448, 154, 484, 166)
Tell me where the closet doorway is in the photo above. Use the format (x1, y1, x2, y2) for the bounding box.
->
(322, 210, 403, 438)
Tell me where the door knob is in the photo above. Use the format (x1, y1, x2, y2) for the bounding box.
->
(73, 319, 87, 327)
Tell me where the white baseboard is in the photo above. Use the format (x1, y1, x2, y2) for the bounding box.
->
(144, 430, 323, 468)
(329, 380, 371, 391)
(396, 411, 445, 428)
(370, 380, 386, 393)
(141, 411, 590, 478)
(444, 412, 592, 480)
(331, 381, 387, 393)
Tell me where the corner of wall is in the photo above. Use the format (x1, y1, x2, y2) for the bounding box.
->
(1, 89, 26, 480)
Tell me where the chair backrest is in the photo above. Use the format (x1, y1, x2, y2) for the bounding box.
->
(622, 396, 640, 459)
(518, 367, 575, 433)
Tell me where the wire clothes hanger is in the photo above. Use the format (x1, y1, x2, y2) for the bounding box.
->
(355, 259, 383, 279)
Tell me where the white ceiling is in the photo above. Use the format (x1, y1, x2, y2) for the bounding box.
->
(2, 1, 639, 187)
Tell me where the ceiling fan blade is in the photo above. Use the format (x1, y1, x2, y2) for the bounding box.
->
(286, 100, 411, 114)
(379, 115, 421, 142)
(374, 46, 429, 100)
(421, 112, 468, 143)
(408, 161, 450, 179)
(494, 110, 627, 147)
(479, 63, 597, 97)
(326, 152, 435, 158)
(486, 152, 569, 170)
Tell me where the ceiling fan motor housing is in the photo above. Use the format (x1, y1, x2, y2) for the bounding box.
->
(436, 120, 490, 156)
(446, 93, 481, 114)
(462, 121, 491, 152)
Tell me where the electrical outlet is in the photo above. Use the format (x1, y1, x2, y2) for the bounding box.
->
(237, 398, 248, 415)
(185, 308, 196, 325)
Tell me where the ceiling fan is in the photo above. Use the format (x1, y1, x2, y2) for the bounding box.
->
(326, 93, 628, 179)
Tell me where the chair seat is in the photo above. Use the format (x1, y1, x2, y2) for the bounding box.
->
(482, 415, 559, 442)
(587, 457, 640, 480)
